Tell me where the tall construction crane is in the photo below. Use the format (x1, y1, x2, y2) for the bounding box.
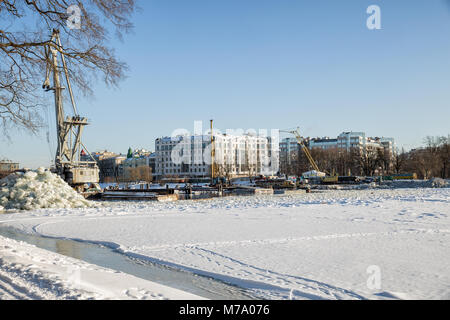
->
(281, 128, 323, 174)
(282, 128, 339, 184)
(43, 30, 99, 193)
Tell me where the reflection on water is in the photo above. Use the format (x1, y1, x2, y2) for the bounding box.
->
(55, 241, 82, 260)
(0, 226, 256, 300)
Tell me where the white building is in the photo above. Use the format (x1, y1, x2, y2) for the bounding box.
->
(337, 132, 396, 156)
(280, 138, 300, 161)
(337, 132, 367, 152)
(380, 137, 396, 158)
(155, 134, 278, 180)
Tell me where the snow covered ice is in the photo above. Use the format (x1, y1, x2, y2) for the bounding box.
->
(0, 187, 449, 300)
(0, 168, 94, 211)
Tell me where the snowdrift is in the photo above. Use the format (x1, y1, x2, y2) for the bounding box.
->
(0, 168, 94, 211)
(320, 179, 449, 190)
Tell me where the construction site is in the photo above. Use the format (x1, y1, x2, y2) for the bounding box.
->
(1, 1, 450, 304)
(1, 30, 448, 205)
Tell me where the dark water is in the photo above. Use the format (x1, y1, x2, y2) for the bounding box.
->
(0, 226, 257, 300)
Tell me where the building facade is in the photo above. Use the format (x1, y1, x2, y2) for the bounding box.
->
(280, 138, 300, 162)
(309, 138, 338, 150)
(0, 160, 19, 179)
(98, 155, 126, 182)
(155, 134, 278, 180)
(121, 151, 155, 182)
(0, 160, 19, 172)
(279, 131, 396, 176)
(303, 132, 396, 156)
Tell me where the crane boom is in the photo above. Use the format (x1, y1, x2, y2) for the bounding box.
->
(43, 30, 99, 193)
(281, 128, 321, 173)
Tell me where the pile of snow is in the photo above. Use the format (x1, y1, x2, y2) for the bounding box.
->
(0, 168, 94, 211)
(381, 179, 449, 189)
(320, 182, 381, 191)
(321, 179, 449, 191)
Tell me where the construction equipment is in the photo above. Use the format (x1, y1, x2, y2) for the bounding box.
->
(255, 177, 296, 189)
(43, 30, 99, 194)
(281, 128, 338, 184)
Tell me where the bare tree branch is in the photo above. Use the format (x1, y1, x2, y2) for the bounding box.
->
(0, 0, 136, 134)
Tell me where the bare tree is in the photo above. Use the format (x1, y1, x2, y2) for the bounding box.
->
(351, 148, 382, 177)
(139, 166, 152, 183)
(282, 135, 448, 180)
(393, 148, 407, 174)
(0, 0, 136, 133)
(424, 136, 444, 178)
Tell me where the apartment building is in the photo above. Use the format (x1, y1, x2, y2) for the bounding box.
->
(155, 134, 278, 180)
(309, 138, 339, 150)
(337, 132, 396, 156)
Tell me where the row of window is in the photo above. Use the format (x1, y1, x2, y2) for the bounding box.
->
(162, 168, 208, 174)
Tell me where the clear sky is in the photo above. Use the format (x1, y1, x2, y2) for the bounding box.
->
(2, 0, 450, 168)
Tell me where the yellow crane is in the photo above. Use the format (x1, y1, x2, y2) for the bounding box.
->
(281, 128, 321, 173)
(281, 128, 338, 184)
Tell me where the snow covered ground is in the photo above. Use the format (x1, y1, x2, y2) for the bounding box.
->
(0, 188, 449, 300)
(0, 235, 203, 300)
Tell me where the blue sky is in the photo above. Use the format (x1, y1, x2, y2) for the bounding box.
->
(2, 0, 450, 168)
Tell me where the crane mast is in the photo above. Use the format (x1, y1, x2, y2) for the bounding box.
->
(282, 128, 339, 184)
(43, 30, 99, 193)
(281, 128, 321, 173)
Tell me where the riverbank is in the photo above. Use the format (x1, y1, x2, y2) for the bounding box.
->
(0, 234, 204, 300)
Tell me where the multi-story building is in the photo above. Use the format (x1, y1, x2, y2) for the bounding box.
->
(279, 131, 396, 175)
(98, 155, 126, 182)
(121, 151, 155, 182)
(337, 132, 367, 152)
(280, 138, 300, 162)
(0, 160, 19, 179)
(214, 134, 278, 178)
(309, 138, 339, 150)
(155, 134, 278, 180)
(380, 137, 396, 158)
(279, 137, 300, 175)
(337, 132, 396, 156)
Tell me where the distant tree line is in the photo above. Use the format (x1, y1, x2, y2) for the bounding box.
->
(280, 135, 450, 179)
(398, 136, 450, 180)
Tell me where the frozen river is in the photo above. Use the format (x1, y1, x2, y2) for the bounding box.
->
(0, 225, 256, 300)
(1, 188, 449, 300)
